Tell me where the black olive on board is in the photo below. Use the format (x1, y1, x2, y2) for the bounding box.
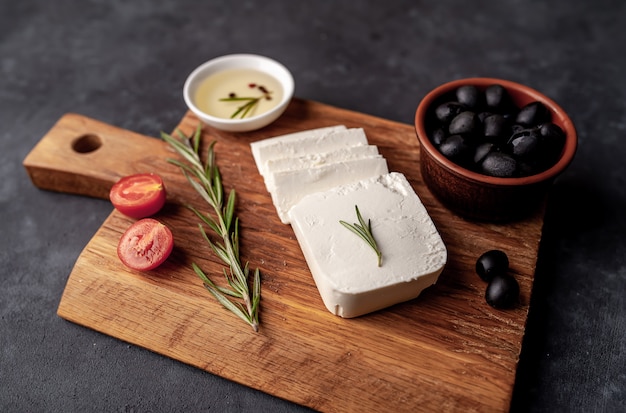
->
(476, 249, 510, 282)
(485, 274, 520, 309)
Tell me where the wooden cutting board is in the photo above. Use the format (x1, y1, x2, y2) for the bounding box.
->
(23, 99, 545, 413)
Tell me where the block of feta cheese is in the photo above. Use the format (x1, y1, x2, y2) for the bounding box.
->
(288, 172, 447, 318)
(264, 145, 380, 192)
(270, 156, 388, 224)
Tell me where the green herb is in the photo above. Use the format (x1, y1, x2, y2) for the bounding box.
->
(161, 124, 261, 332)
(219, 84, 272, 119)
(339, 205, 383, 267)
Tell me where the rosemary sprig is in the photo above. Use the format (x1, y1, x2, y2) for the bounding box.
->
(340, 205, 383, 267)
(219, 96, 262, 119)
(161, 123, 261, 332)
(219, 84, 273, 119)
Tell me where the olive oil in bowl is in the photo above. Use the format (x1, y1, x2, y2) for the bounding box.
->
(184, 54, 294, 131)
(194, 68, 283, 119)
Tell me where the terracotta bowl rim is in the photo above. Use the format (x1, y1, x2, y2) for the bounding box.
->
(414, 77, 577, 187)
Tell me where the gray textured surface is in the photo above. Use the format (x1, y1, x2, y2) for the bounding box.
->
(1, 1, 625, 412)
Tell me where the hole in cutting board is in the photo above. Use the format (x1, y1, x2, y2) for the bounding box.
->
(72, 134, 102, 153)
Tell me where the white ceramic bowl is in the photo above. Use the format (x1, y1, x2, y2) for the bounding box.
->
(183, 54, 294, 132)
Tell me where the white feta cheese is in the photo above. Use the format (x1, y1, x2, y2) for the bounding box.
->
(270, 156, 389, 224)
(250, 125, 347, 174)
(288, 172, 447, 318)
(264, 145, 380, 191)
(251, 126, 375, 177)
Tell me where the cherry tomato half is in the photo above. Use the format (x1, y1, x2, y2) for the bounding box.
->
(109, 173, 167, 219)
(117, 218, 174, 271)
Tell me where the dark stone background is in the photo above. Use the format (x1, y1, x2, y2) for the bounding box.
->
(1, 1, 624, 412)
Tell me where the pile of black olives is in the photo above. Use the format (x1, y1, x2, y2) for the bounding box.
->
(427, 84, 566, 178)
(476, 249, 519, 309)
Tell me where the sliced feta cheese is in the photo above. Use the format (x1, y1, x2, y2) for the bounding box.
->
(250, 125, 347, 174)
(251, 126, 375, 177)
(288, 172, 447, 318)
(270, 156, 388, 224)
(264, 145, 380, 192)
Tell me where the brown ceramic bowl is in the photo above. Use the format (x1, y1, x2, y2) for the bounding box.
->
(414, 78, 577, 222)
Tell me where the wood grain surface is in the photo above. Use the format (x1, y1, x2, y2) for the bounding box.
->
(23, 99, 546, 413)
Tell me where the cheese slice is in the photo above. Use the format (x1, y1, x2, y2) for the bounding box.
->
(250, 125, 347, 175)
(251, 126, 375, 177)
(270, 156, 389, 224)
(288, 172, 447, 318)
(264, 145, 380, 192)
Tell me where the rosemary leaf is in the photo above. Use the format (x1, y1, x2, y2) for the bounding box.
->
(230, 103, 247, 119)
(216, 285, 243, 299)
(188, 205, 221, 235)
(212, 159, 223, 205)
(161, 131, 203, 170)
(241, 101, 255, 118)
(204, 282, 251, 325)
(192, 123, 201, 154)
(230, 218, 240, 262)
(224, 189, 236, 231)
(176, 129, 186, 140)
(218, 97, 257, 102)
(201, 232, 230, 265)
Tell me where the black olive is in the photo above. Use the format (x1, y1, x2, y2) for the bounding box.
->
(473, 142, 495, 166)
(516, 161, 539, 176)
(435, 101, 464, 123)
(516, 101, 551, 126)
(476, 249, 509, 282)
(539, 122, 566, 154)
(449, 111, 478, 136)
(477, 111, 493, 123)
(483, 114, 509, 139)
(439, 134, 471, 164)
(539, 122, 565, 141)
(485, 84, 511, 111)
(502, 109, 518, 122)
(537, 122, 566, 168)
(431, 127, 447, 146)
(511, 124, 526, 135)
(509, 130, 541, 160)
(485, 274, 520, 309)
(456, 85, 481, 109)
(480, 152, 517, 177)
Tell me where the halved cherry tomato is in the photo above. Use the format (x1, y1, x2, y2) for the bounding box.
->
(109, 173, 166, 219)
(117, 218, 174, 271)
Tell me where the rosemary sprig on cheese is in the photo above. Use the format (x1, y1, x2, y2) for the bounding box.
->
(340, 205, 383, 267)
(161, 124, 261, 332)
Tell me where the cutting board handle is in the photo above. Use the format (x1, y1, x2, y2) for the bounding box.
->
(23, 113, 181, 200)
